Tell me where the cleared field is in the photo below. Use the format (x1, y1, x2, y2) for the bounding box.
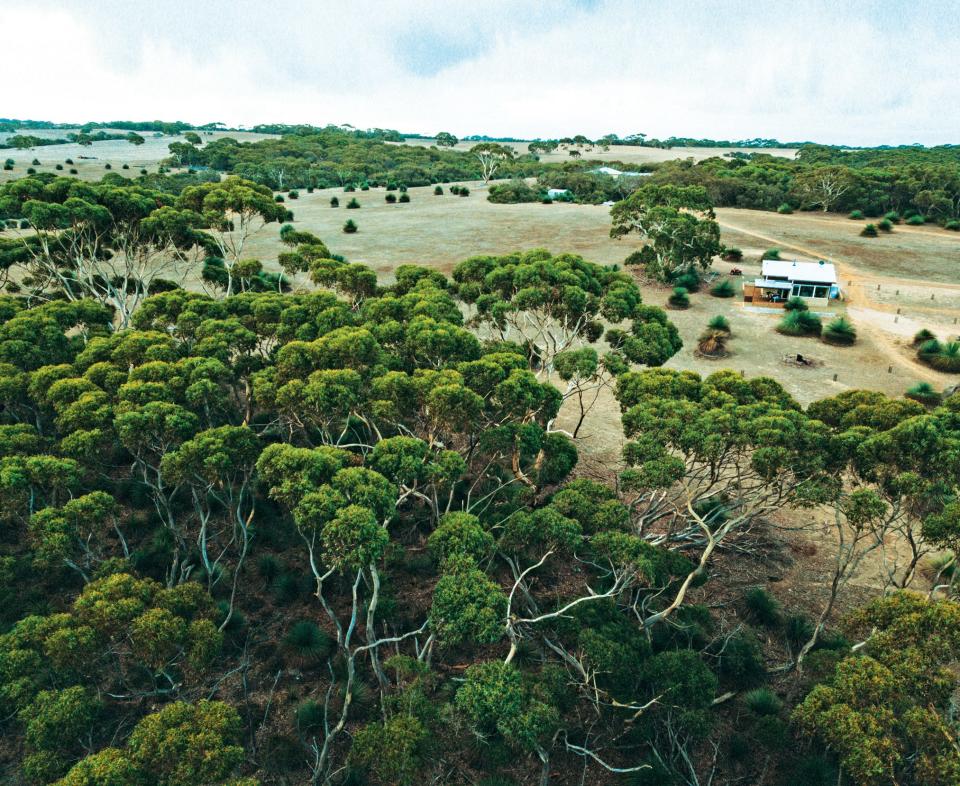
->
(0, 128, 276, 183)
(401, 137, 799, 164)
(239, 183, 960, 404)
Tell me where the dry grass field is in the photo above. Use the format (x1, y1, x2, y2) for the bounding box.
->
(401, 137, 799, 165)
(240, 182, 960, 405)
(0, 128, 276, 183)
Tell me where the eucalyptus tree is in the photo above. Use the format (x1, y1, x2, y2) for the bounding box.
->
(469, 142, 516, 183)
(0, 176, 209, 326)
(610, 184, 722, 282)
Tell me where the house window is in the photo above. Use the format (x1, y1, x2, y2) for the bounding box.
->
(814, 286, 828, 298)
(797, 285, 814, 298)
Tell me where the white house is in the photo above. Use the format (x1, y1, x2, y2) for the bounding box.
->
(745, 259, 839, 304)
(589, 166, 651, 178)
(546, 188, 570, 199)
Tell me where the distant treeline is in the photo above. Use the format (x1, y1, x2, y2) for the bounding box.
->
(162, 126, 548, 188)
(642, 147, 960, 221)
(0, 119, 202, 135)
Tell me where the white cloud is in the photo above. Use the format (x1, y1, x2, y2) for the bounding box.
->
(3, 0, 958, 144)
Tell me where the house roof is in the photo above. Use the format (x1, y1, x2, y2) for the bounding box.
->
(761, 259, 837, 284)
(753, 278, 792, 290)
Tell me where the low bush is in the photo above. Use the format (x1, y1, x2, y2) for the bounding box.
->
(458, 187, 470, 197)
(918, 339, 960, 372)
(848, 209, 864, 219)
(360, 184, 370, 191)
(288, 190, 299, 199)
(274, 194, 284, 202)
(860, 223, 878, 237)
(743, 688, 783, 716)
(385, 192, 397, 204)
(777, 310, 822, 336)
(434, 185, 443, 195)
(31, 158, 40, 165)
(283, 620, 334, 663)
(762, 248, 781, 260)
(743, 586, 781, 627)
(906, 214, 925, 225)
(344, 184, 356, 192)
(343, 219, 358, 234)
(307, 186, 314, 193)
(140, 168, 147, 175)
(65, 157, 74, 164)
(674, 271, 701, 292)
(487, 179, 540, 203)
(884, 211, 901, 224)
(707, 314, 731, 334)
(721, 247, 743, 261)
(822, 317, 856, 345)
(945, 220, 960, 231)
(26, 168, 36, 175)
(399, 193, 410, 203)
(399, 185, 407, 192)
(104, 163, 112, 169)
(913, 328, 936, 346)
(330, 196, 339, 207)
(121, 163, 129, 169)
(450, 185, 461, 195)
(877, 218, 893, 232)
(783, 296, 808, 311)
(55, 164, 63, 170)
(346, 198, 360, 209)
(710, 279, 736, 297)
(668, 286, 690, 309)
(905, 381, 942, 407)
(777, 203, 793, 214)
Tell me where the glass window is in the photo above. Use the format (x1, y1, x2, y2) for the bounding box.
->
(799, 285, 814, 297)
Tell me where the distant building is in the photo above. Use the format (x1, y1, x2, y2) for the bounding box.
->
(743, 259, 839, 305)
(546, 188, 570, 199)
(589, 166, 650, 178)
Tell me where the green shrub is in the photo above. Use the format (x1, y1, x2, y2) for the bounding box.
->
(307, 186, 315, 193)
(919, 339, 960, 372)
(777, 203, 793, 214)
(849, 209, 864, 219)
(345, 184, 356, 192)
(776, 310, 822, 337)
(330, 196, 339, 207)
(65, 158, 74, 164)
(399, 185, 407, 192)
(434, 185, 443, 195)
(710, 279, 736, 298)
(674, 272, 701, 292)
(721, 247, 743, 261)
(877, 218, 893, 232)
(884, 211, 901, 223)
(104, 163, 112, 170)
(122, 163, 129, 169)
(450, 185, 461, 195)
(743, 586, 781, 627)
(783, 296, 808, 311)
(706, 315, 730, 335)
(945, 220, 960, 231)
(762, 248, 781, 260)
(668, 287, 690, 309)
(295, 700, 324, 734)
(288, 190, 299, 199)
(343, 219, 358, 234)
(743, 687, 783, 716)
(785, 614, 814, 652)
(274, 194, 284, 202)
(905, 381, 942, 407)
(140, 168, 147, 175)
(906, 214, 925, 225)
(913, 328, 936, 346)
(822, 317, 856, 345)
(257, 554, 281, 581)
(2, 161, 12, 171)
(361, 184, 370, 191)
(399, 193, 410, 203)
(385, 192, 397, 203)
(385, 182, 397, 191)
(458, 187, 470, 197)
(55, 164, 63, 170)
(283, 621, 334, 662)
(19, 219, 28, 229)
(346, 198, 360, 209)
(860, 223, 878, 237)
(31, 158, 40, 165)
(716, 632, 765, 687)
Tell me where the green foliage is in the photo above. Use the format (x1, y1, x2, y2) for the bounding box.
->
(861, 222, 878, 237)
(822, 317, 857, 345)
(849, 209, 864, 219)
(917, 336, 960, 371)
(343, 218, 358, 233)
(762, 248, 781, 260)
(346, 197, 360, 209)
(906, 213, 925, 225)
(783, 296, 808, 311)
(905, 381, 941, 407)
(777, 202, 793, 214)
(777, 310, 822, 336)
(667, 286, 690, 308)
(877, 217, 893, 232)
(709, 279, 735, 297)
(743, 586, 781, 627)
(430, 556, 506, 646)
(706, 314, 730, 334)
(487, 179, 540, 203)
(743, 687, 783, 716)
(721, 247, 743, 261)
(283, 620, 334, 662)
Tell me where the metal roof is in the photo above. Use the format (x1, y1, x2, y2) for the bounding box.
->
(761, 259, 837, 284)
(753, 278, 792, 289)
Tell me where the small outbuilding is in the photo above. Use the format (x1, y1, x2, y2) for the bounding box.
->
(743, 259, 839, 305)
(546, 188, 570, 199)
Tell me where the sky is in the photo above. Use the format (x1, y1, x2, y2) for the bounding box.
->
(3, 0, 958, 146)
